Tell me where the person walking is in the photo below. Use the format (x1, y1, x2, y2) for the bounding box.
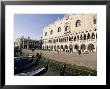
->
(78, 50, 81, 55)
(57, 49, 59, 54)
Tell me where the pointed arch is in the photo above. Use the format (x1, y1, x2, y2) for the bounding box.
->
(80, 44, 86, 52)
(88, 43, 95, 52)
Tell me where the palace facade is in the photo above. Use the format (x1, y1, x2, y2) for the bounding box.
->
(42, 14, 97, 53)
(14, 36, 41, 49)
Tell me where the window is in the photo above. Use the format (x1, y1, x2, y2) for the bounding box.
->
(59, 38, 60, 42)
(80, 34, 83, 40)
(74, 36, 76, 41)
(49, 40, 52, 43)
(91, 33, 95, 39)
(56, 39, 58, 42)
(50, 30, 53, 34)
(53, 39, 56, 43)
(69, 37, 71, 41)
(77, 35, 79, 40)
(45, 32, 47, 36)
(93, 16, 97, 24)
(61, 38, 63, 42)
(84, 34, 86, 40)
(65, 37, 66, 42)
(65, 26, 70, 31)
(76, 20, 81, 27)
(58, 27, 61, 32)
(67, 37, 68, 41)
(87, 33, 90, 39)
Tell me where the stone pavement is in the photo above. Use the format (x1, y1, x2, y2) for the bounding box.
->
(22, 49, 97, 70)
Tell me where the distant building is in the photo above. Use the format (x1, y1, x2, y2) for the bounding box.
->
(42, 14, 97, 53)
(14, 36, 41, 49)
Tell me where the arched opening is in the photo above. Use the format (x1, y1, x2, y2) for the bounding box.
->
(58, 38, 60, 42)
(47, 45, 48, 50)
(76, 20, 81, 27)
(74, 36, 76, 41)
(71, 36, 73, 41)
(61, 45, 63, 49)
(65, 45, 68, 52)
(57, 45, 60, 50)
(84, 34, 86, 40)
(65, 26, 70, 31)
(91, 32, 95, 39)
(51, 45, 53, 51)
(56, 39, 58, 42)
(54, 45, 56, 51)
(80, 44, 86, 52)
(66, 37, 68, 41)
(74, 44, 79, 51)
(58, 27, 61, 32)
(87, 33, 90, 39)
(50, 30, 53, 34)
(63, 38, 65, 42)
(45, 46, 46, 50)
(80, 34, 83, 40)
(42, 46, 44, 50)
(88, 44, 95, 52)
(45, 32, 47, 36)
(65, 45, 68, 49)
(77, 35, 79, 40)
(60, 45, 63, 51)
(69, 44, 73, 53)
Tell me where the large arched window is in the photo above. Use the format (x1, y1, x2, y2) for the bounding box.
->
(58, 27, 61, 32)
(80, 44, 86, 52)
(61, 45, 63, 49)
(65, 45, 68, 49)
(50, 30, 53, 34)
(88, 44, 95, 52)
(76, 20, 81, 27)
(74, 44, 79, 50)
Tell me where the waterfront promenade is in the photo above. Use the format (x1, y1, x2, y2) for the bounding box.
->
(22, 49, 97, 70)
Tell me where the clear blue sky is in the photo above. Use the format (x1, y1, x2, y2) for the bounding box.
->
(14, 14, 65, 40)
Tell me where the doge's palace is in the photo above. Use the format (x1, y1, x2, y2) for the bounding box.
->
(42, 14, 97, 53)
